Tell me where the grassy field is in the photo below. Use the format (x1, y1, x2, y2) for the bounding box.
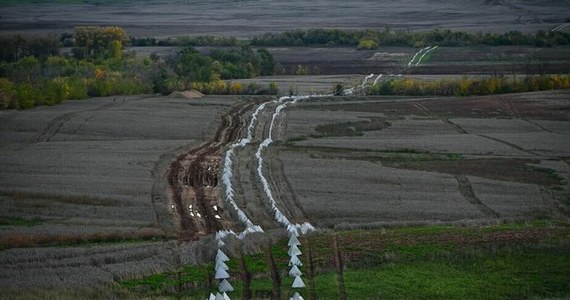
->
(119, 221, 570, 299)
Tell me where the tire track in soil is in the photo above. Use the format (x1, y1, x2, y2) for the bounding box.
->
(477, 134, 539, 157)
(454, 175, 500, 218)
(31, 97, 130, 143)
(167, 100, 260, 241)
(411, 102, 468, 134)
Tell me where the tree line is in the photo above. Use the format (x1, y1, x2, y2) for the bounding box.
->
(250, 28, 570, 49)
(0, 26, 278, 109)
(365, 75, 570, 97)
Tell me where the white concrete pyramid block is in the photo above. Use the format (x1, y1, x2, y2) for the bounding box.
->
(208, 293, 216, 300)
(292, 276, 305, 288)
(288, 225, 299, 237)
(222, 292, 231, 300)
(215, 293, 224, 300)
(288, 235, 300, 246)
(289, 265, 302, 277)
(290, 292, 304, 300)
(300, 223, 315, 235)
(289, 255, 303, 266)
(288, 244, 302, 256)
(217, 239, 226, 248)
(216, 249, 229, 262)
(215, 268, 230, 279)
(215, 260, 229, 271)
(219, 279, 234, 292)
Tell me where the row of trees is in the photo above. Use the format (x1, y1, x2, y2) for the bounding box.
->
(131, 35, 240, 47)
(173, 46, 274, 82)
(0, 26, 279, 109)
(251, 28, 570, 49)
(0, 35, 60, 62)
(366, 75, 570, 97)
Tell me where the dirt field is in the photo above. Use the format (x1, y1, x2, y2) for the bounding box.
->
(2, 0, 569, 37)
(0, 94, 244, 288)
(274, 90, 570, 228)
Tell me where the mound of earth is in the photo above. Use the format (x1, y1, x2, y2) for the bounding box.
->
(168, 90, 204, 99)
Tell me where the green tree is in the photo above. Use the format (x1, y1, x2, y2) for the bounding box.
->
(334, 84, 344, 96)
(257, 48, 275, 75)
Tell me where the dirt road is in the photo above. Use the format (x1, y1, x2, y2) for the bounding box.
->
(166, 99, 264, 241)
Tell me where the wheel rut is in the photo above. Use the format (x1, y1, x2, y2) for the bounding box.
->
(455, 175, 500, 218)
(31, 97, 130, 143)
(166, 99, 260, 241)
(411, 102, 468, 134)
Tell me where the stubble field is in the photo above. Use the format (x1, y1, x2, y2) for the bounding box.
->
(1, 0, 570, 298)
(2, 0, 569, 37)
(275, 90, 570, 229)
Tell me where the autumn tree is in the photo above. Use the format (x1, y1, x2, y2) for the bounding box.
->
(72, 26, 127, 59)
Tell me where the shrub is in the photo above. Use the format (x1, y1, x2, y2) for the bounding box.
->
(357, 39, 378, 50)
(0, 78, 15, 109)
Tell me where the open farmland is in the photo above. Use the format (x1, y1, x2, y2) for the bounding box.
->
(0, 94, 248, 290)
(276, 90, 570, 228)
(1, 0, 570, 298)
(1, 77, 569, 299)
(1, 0, 569, 38)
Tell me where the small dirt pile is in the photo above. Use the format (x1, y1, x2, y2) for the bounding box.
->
(168, 90, 205, 99)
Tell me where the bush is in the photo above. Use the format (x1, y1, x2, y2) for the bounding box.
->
(0, 78, 15, 109)
(357, 39, 378, 50)
(14, 83, 37, 109)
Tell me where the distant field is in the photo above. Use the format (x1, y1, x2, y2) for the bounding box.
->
(276, 90, 570, 229)
(1, 0, 569, 37)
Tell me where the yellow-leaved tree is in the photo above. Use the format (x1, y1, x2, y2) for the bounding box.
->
(73, 26, 127, 59)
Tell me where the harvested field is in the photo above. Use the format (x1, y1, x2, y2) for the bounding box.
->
(280, 151, 485, 227)
(2, 0, 568, 37)
(0, 94, 242, 287)
(265, 46, 570, 75)
(274, 90, 570, 228)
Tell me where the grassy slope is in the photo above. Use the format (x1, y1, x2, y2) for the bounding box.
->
(120, 221, 570, 299)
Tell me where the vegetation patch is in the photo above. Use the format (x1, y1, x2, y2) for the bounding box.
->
(0, 190, 126, 206)
(0, 216, 43, 227)
(314, 117, 391, 137)
(251, 28, 570, 48)
(120, 222, 570, 299)
(0, 230, 172, 249)
(368, 75, 570, 97)
(381, 158, 565, 186)
(0, 26, 279, 110)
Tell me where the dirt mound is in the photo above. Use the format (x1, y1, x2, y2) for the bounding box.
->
(168, 90, 204, 99)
